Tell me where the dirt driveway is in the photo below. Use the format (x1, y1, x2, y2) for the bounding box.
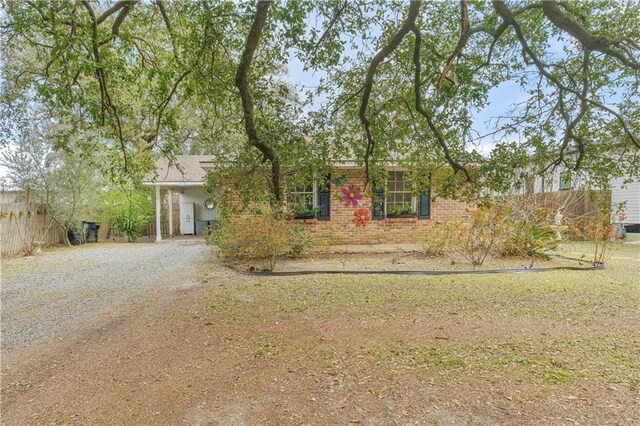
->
(1, 240, 213, 351)
(1, 242, 639, 425)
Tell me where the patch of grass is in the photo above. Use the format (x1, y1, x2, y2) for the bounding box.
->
(198, 242, 639, 395)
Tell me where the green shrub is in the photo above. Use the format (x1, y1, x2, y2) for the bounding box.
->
(287, 225, 312, 258)
(213, 210, 314, 270)
(98, 186, 153, 243)
(498, 222, 559, 258)
(112, 207, 143, 242)
(213, 211, 291, 271)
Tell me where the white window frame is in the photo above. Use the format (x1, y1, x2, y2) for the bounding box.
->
(286, 178, 318, 212)
(384, 170, 416, 216)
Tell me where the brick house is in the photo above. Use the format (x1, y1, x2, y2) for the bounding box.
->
(144, 155, 473, 245)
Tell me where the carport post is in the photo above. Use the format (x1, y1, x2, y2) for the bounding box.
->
(168, 190, 174, 237)
(155, 184, 162, 242)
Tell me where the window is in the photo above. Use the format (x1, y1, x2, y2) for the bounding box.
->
(372, 170, 430, 219)
(386, 171, 415, 215)
(288, 182, 315, 215)
(559, 171, 572, 191)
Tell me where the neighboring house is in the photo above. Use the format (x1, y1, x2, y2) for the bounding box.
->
(144, 155, 472, 244)
(516, 161, 640, 233)
(610, 177, 640, 233)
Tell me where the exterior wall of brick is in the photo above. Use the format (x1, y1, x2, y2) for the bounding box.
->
(289, 168, 474, 246)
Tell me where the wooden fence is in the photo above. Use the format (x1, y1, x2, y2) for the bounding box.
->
(0, 203, 66, 257)
(515, 189, 608, 221)
(144, 219, 170, 237)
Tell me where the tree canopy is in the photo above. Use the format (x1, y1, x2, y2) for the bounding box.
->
(2, 0, 639, 202)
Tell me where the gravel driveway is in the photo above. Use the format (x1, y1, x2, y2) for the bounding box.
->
(1, 240, 212, 351)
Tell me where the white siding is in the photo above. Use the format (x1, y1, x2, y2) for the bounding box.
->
(611, 178, 640, 224)
(178, 187, 220, 234)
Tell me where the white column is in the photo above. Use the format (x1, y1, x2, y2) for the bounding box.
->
(155, 185, 162, 242)
(168, 190, 174, 237)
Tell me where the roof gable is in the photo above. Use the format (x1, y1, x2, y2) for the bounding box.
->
(145, 155, 214, 183)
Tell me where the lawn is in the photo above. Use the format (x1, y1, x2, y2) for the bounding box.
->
(2, 241, 639, 424)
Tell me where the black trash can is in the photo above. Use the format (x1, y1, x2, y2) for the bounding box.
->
(68, 228, 85, 245)
(195, 220, 209, 236)
(83, 221, 100, 243)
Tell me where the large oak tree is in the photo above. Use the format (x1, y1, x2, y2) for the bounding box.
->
(2, 0, 638, 202)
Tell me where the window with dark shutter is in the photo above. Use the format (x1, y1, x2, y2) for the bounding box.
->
(372, 186, 385, 220)
(317, 173, 331, 220)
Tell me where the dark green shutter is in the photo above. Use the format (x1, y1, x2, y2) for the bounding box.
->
(318, 174, 330, 220)
(372, 187, 385, 220)
(418, 192, 431, 219)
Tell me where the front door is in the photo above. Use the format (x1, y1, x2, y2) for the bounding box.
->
(180, 202, 195, 235)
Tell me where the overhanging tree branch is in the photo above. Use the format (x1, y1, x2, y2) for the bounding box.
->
(235, 0, 283, 203)
(541, 1, 640, 70)
(81, 0, 128, 171)
(492, 0, 639, 149)
(437, 0, 469, 95)
(412, 26, 471, 182)
(97, 1, 135, 25)
(111, 1, 138, 35)
(359, 0, 422, 185)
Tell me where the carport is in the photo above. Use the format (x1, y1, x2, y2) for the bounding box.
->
(142, 155, 219, 242)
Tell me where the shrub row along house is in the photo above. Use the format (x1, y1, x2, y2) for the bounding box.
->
(143, 155, 472, 245)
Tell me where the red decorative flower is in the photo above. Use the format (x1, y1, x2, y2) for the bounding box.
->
(342, 184, 363, 207)
(353, 208, 370, 227)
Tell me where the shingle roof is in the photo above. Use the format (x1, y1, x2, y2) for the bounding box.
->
(145, 155, 215, 183)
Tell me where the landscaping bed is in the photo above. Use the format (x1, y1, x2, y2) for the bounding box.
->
(237, 242, 604, 274)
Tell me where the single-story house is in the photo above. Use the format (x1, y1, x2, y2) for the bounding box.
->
(144, 155, 473, 244)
